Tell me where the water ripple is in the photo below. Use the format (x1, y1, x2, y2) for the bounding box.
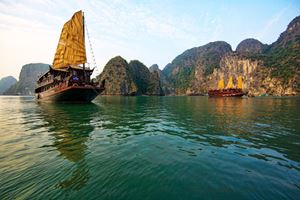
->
(0, 96, 300, 199)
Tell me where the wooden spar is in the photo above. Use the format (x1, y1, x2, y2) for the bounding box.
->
(83, 11, 86, 83)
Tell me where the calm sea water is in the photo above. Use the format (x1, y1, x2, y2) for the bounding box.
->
(0, 96, 299, 199)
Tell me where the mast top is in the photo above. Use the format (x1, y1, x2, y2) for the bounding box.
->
(52, 10, 87, 69)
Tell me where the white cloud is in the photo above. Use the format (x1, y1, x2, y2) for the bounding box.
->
(0, 0, 225, 79)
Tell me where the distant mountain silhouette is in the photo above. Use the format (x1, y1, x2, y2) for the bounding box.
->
(0, 76, 17, 94)
(4, 63, 49, 95)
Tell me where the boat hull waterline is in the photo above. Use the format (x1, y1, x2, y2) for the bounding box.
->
(36, 85, 104, 103)
(208, 89, 246, 97)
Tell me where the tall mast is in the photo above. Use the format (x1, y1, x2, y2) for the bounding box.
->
(82, 11, 86, 83)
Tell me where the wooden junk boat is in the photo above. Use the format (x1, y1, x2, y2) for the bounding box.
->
(208, 76, 247, 97)
(35, 11, 104, 102)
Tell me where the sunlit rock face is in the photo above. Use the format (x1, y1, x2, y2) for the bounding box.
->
(207, 55, 299, 96)
(160, 15, 300, 96)
(161, 41, 232, 95)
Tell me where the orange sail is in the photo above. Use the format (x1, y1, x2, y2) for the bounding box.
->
(237, 76, 243, 89)
(52, 10, 86, 69)
(226, 76, 234, 89)
(217, 78, 225, 90)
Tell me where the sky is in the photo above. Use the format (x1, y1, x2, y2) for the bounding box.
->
(0, 0, 299, 80)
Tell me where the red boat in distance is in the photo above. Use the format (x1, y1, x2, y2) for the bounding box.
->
(208, 76, 247, 97)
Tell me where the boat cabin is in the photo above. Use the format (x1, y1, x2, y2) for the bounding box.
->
(35, 66, 94, 93)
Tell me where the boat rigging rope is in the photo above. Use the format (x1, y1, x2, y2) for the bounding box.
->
(85, 22, 104, 95)
(85, 22, 98, 72)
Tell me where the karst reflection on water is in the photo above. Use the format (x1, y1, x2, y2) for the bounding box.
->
(37, 103, 99, 191)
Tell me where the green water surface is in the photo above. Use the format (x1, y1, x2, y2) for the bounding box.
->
(0, 96, 299, 199)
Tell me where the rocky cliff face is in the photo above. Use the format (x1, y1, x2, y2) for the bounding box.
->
(161, 15, 300, 96)
(96, 56, 137, 95)
(162, 41, 232, 94)
(0, 76, 17, 94)
(128, 60, 151, 95)
(236, 39, 267, 54)
(4, 63, 49, 95)
(260, 15, 300, 82)
(148, 70, 164, 95)
(149, 64, 159, 73)
(94, 16, 299, 97)
(149, 64, 171, 95)
(270, 16, 300, 49)
(97, 57, 163, 96)
(207, 55, 299, 96)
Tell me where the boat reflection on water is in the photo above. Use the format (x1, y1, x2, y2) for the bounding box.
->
(38, 103, 99, 191)
(210, 97, 248, 125)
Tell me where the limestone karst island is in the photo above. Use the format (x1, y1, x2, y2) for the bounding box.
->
(2, 15, 299, 98)
(0, 1, 299, 200)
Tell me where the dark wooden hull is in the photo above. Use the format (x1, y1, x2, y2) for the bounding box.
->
(208, 89, 245, 97)
(36, 85, 104, 103)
